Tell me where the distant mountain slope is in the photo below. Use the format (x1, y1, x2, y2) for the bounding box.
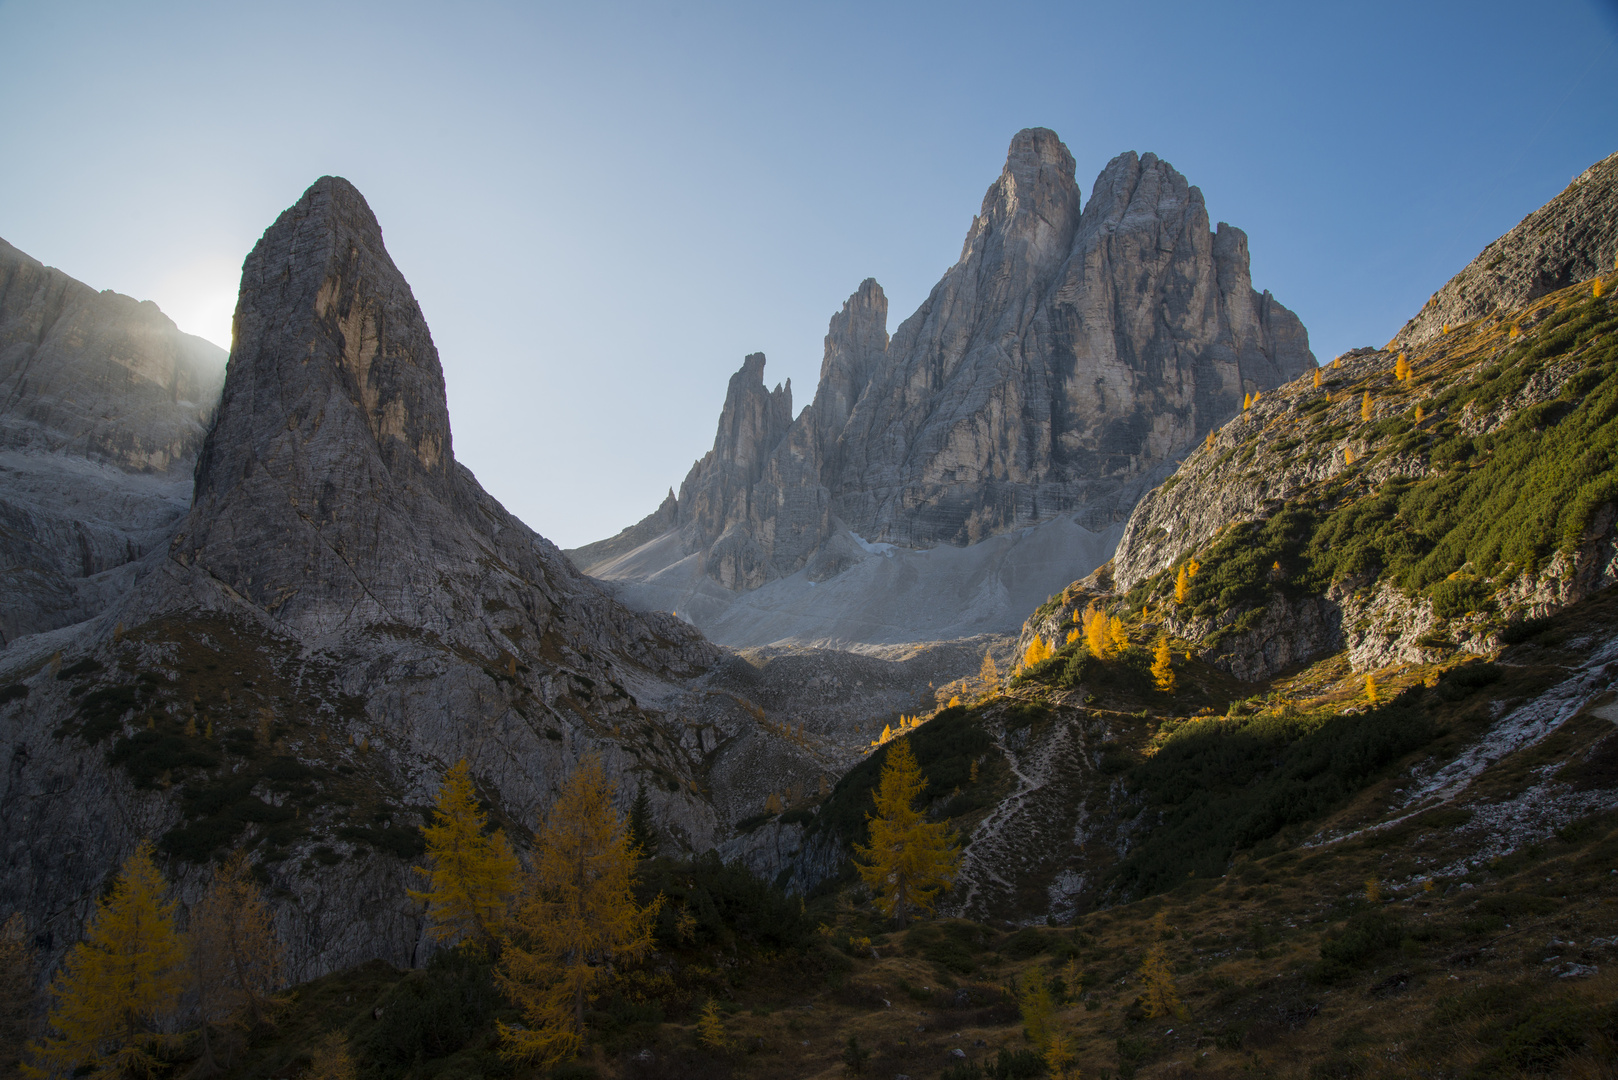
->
(0, 238, 227, 644)
(574, 128, 1314, 646)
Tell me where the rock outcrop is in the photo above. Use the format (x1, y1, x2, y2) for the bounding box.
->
(1391, 150, 1618, 350)
(0, 238, 227, 643)
(0, 178, 826, 983)
(574, 129, 1315, 644)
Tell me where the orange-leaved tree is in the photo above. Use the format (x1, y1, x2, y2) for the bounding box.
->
(1022, 635, 1052, 669)
(1361, 391, 1373, 422)
(25, 841, 186, 1080)
(188, 850, 287, 1073)
(1395, 352, 1411, 380)
(978, 650, 999, 696)
(853, 738, 961, 929)
(1151, 638, 1176, 694)
(497, 757, 658, 1068)
(410, 759, 521, 951)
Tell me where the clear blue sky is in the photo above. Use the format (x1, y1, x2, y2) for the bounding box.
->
(2, 1, 1614, 548)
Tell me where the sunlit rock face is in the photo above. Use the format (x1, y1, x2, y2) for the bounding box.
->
(575, 128, 1315, 640)
(0, 238, 227, 643)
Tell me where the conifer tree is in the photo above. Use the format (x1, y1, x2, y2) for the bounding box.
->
(853, 739, 961, 929)
(1045, 1031, 1078, 1079)
(1395, 353, 1411, 380)
(696, 998, 729, 1050)
(1151, 638, 1176, 694)
(1022, 636, 1051, 668)
(1081, 604, 1119, 660)
(627, 784, 660, 857)
(1204, 429, 1216, 451)
(1365, 672, 1379, 703)
(1174, 565, 1190, 604)
(1313, 367, 1322, 388)
(978, 650, 999, 696)
(497, 757, 657, 1067)
(1018, 966, 1056, 1049)
(188, 851, 286, 1072)
(1138, 944, 1186, 1020)
(1414, 405, 1425, 423)
(1108, 615, 1129, 654)
(25, 841, 186, 1080)
(1361, 391, 1373, 422)
(0, 914, 35, 1075)
(410, 760, 521, 950)
(1242, 393, 1251, 410)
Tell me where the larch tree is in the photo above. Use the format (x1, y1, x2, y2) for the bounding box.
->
(1139, 944, 1187, 1020)
(0, 914, 35, 1075)
(1174, 565, 1191, 604)
(852, 738, 961, 929)
(188, 851, 286, 1073)
(497, 757, 658, 1068)
(1151, 638, 1177, 694)
(1022, 635, 1052, 669)
(978, 650, 999, 696)
(1018, 966, 1056, 1049)
(1395, 352, 1411, 380)
(1361, 391, 1373, 422)
(1313, 367, 1322, 388)
(25, 841, 186, 1080)
(1365, 673, 1379, 703)
(409, 759, 521, 951)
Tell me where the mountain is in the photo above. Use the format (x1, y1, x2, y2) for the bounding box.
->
(572, 128, 1315, 647)
(1391, 149, 1618, 350)
(0, 238, 227, 643)
(0, 178, 837, 981)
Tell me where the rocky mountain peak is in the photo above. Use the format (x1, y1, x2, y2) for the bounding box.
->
(959, 127, 1083, 275)
(812, 278, 888, 446)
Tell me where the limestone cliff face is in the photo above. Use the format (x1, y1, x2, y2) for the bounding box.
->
(578, 128, 1315, 611)
(0, 239, 227, 644)
(1391, 151, 1618, 351)
(0, 178, 823, 983)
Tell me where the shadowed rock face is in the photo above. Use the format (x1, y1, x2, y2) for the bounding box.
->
(1391, 151, 1618, 351)
(576, 128, 1316, 629)
(0, 178, 805, 983)
(0, 239, 227, 643)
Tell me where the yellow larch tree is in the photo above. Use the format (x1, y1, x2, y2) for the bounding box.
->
(978, 650, 999, 696)
(1045, 1031, 1078, 1079)
(1414, 405, 1425, 423)
(1022, 635, 1052, 668)
(1365, 672, 1379, 703)
(1151, 638, 1176, 694)
(1174, 565, 1190, 604)
(410, 759, 521, 951)
(25, 841, 186, 1080)
(1242, 393, 1252, 410)
(853, 738, 961, 929)
(1108, 615, 1129, 655)
(1204, 429, 1216, 451)
(1313, 366, 1322, 388)
(497, 757, 658, 1068)
(1395, 352, 1411, 380)
(1139, 943, 1187, 1020)
(696, 998, 729, 1050)
(188, 851, 287, 1073)
(1361, 391, 1373, 421)
(1019, 966, 1056, 1050)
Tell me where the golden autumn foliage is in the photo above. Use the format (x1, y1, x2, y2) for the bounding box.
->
(696, 998, 729, 1050)
(1595, 279, 1606, 299)
(25, 841, 186, 1080)
(1022, 635, 1052, 668)
(1139, 944, 1187, 1020)
(1204, 429, 1215, 451)
(1414, 405, 1425, 423)
(853, 739, 961, 928)
(188, 851, 287, 1072)
(1365, 673, 1379, 703)
(1361, 391, 1373, 422)
(1509, 323, 1522, 339)
(410, 760, 521, 950)
(1045, 1031, 1078, 1079)
(304, 1031, 358, 1080)
(1395, 352, 1411, 380)
(1151, 638, 1176, 694)
(1242, 392, 1251, 410)
(1313, 366, 1322, 388)
(1018, 966, 1057, 1049)
(1173, 565, 1190, 604)
(978, 650, 999, 696)
(1344, 446, 1357, 466)
(497, 758, 658, 1068)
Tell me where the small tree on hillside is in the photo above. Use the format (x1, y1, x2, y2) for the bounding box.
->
(25, 842, 186, 1079)
(1151, 638, 1177, 694)
(1395, 353, 1411, 380)
(497, 757, 658, 1068)
(1174, 565, 1191, 604)
(1022, 636, 1052, 669)
(1139, 943, 1187, 1020)
(410, 760, 521, 951)
(627, 784, 660, 857)
(1019, 966, 1056, 1049)
(853, 739, 961, 929)
(1361, 391, 1373, 422)
(978, 650, 999, 696)
(188, 851, 286, 1073)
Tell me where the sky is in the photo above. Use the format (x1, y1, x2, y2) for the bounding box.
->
(1, 1, 1615, 549)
